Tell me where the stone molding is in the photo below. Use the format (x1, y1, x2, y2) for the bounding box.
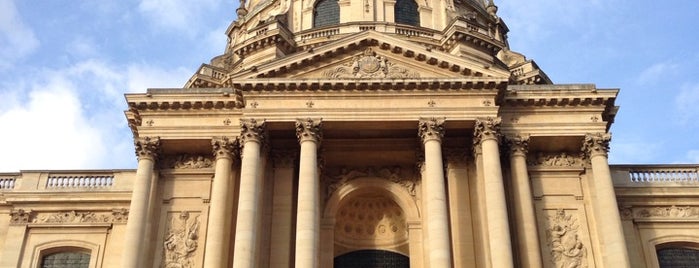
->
(162, 154, 215, 169)
(212, 136, 239, 160)
(326, 166, 417, 197)
(240, 119, 267, 145)
(323, 48, 419, 79)
(418, 117, 445, 143)
(505, 135, 529, 157)
(545, 209, 587, 268)
(134, 136, 161, 161)
(295, 118, 323, 144)
(10, 209, 129, 225)
(126, 89, 245, 111)
(473, 117, 501, 145)
(582, 133, 611, 158)
(620, 206, 699, 220)
(162, 211, 200, 268)
(527, 152, 585, 168)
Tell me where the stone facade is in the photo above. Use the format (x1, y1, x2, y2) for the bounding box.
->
(1, 0, 699, 267)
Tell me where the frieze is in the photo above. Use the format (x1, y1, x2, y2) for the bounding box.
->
(527, 152, 585, 167)
(162, 211, 200, 268)
(326, 166, 417, 197)
(620, 206, 699, 220)
(323, 48, 419, 79)
(546, 209, 588, 268)
(10, 209, 34, 225)
(162, 154, 215, 169)
(10, 209, 129, 225)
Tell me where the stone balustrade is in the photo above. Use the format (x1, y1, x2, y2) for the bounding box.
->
(46, 175, 114, 189)
(612, 165, 699, 186)
(0, 176, 17, 190)
(0, 170, 134, 192)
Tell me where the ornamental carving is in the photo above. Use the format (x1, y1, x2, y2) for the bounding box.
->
(272, 149, 298, 168)
(10, 209, 34, 225)
(621, 206, 699, 219)
(334, 195, 408, 248)
(162, 211, 200, 268)
(296, 118, 323, 143)
(418, 117, 445, 143)
(212, 136, 239, 160)
(135, 136, 161, 160)
(33, 209, 129, 224)
(326, 166, 416, 197)
(323, 48, 419, 79)
(546, 209, 588, 268)
(240, 119, 266, 144)
(162, 154, 215, 169)
(528, 152, 586, 168)
(506, 135, 530, 156)
(581, 133, 611, 158)
(473, 117, 501, 146)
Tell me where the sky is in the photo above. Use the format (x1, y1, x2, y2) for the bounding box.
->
(0, 0, 697, 172)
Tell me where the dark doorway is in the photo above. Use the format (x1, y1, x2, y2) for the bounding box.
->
(334, 250, 409, 268)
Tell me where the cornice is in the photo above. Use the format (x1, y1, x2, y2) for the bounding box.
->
(125, 88, 245, 111)
(231, 78, 508, 92)
(502, 85, 618, 108)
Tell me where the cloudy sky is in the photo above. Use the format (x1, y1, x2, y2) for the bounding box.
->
(0, 0, 697, 172)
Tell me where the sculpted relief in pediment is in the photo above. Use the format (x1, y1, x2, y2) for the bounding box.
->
(323, 48, 420, 79)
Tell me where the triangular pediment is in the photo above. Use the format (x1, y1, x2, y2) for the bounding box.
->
(230, 30, 511, 80)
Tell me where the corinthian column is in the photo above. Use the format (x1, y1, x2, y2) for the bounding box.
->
(204, 137, 238, 268)
(582, 133, 630, 267)
(474, 118, 513, 268)
(295, 118, 322, 268)
(418, 117, 453, 268)
(506, 136, 542, 268)
(122, 136, 160, 268)
(232, 119, 266, 268)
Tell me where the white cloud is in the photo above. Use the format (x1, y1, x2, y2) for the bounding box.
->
(0, 0, 39, 69)
(637, 62, 679, 85)
(127, 63, 192, 92)
(138, 0, 223, 34)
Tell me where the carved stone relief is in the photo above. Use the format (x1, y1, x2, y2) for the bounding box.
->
(162, 211, 200, 268)
(528, 152, 585, 168)
(545, 209, 588, 268)
(10, 209, 129, 225)
(325, 166, 417, 198)
(162, 154, 214, 169)
(9, 209, 33, 225)
(323, 48, 419, 79)
(620, 206, 699, 220)
(334, 195, 408, 248)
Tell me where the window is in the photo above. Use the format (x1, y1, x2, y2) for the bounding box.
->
(41, 251, 91, 268)
(394, 0, 420, 27)
(657, 246, 699, 267)
(313, 0, 340, 28)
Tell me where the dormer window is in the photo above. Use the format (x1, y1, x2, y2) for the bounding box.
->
(313, 0, 340, 28)
(394, 0, 420, 26)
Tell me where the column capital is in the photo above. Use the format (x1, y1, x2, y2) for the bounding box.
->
(212, 136, 239, 160)
(582, 132, 611, 158)
(272, 149, 299, 168)
(296, 118, 323, 144)
(418, 117, 445, 143)
(134, 136, 161, 161)
(506, 135, 530, 157)
(240, 119, 266, 145)
(473, 117, 501, 146)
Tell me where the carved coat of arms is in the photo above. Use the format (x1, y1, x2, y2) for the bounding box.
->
(324, 48, 419, 79)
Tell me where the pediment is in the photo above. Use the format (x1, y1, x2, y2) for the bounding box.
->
(230, 30, 511, 80)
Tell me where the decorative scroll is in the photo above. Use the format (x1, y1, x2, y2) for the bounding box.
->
(506, 135, 529, 156)
(527, 152, 585, 168)
(418, 117, 445, 143)
(582, 133, 611, 158)
(324, 48, 419, 79)
(296, 118, 323, 143)
(212, 136, 239, 160)
(620, 206, 699, 220)
(326, 166, 416, 197)
(162, 154, 215, 169)
(135, 136, 161, 160)
(473, 117, 501, 146)
(240, 119, 267, 144)
(34, 209, 129, 224)
(546, 209, 588, 268)
(162, 211, 200, 268)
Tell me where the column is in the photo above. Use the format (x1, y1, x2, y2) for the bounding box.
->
(418, 117, 453, 268)
(204, 137, 238, 268)
(506, 136, 543, 268)
(295, 118, 322, 268)
(473, 118, 514, 268)
(232, 119, 266, 268)
(122, 136, 160, 268)
(269, 149, 298, 268)
(582, 133, 630, 267)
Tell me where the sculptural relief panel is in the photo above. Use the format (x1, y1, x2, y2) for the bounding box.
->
(539, 208, 594, 268)
(159, 211, 202, 268)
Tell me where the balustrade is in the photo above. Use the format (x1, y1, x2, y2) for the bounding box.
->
(0, 177, 16, 190)
(612, 165, 699, 186)
(46, 175, 114, 189)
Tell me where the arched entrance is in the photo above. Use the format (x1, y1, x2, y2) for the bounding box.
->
(334, 249, 409, 268)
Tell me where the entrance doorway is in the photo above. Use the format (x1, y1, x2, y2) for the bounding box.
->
(334, 249, 409, 268)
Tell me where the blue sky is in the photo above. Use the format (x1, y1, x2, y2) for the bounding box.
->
(0, 0, 697, 172)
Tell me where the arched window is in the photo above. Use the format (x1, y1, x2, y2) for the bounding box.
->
(41, 249, 91, 268)
(394, 0, 420, 27)
(657, 244, 699, 267)
(313, 0, 340, 28)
